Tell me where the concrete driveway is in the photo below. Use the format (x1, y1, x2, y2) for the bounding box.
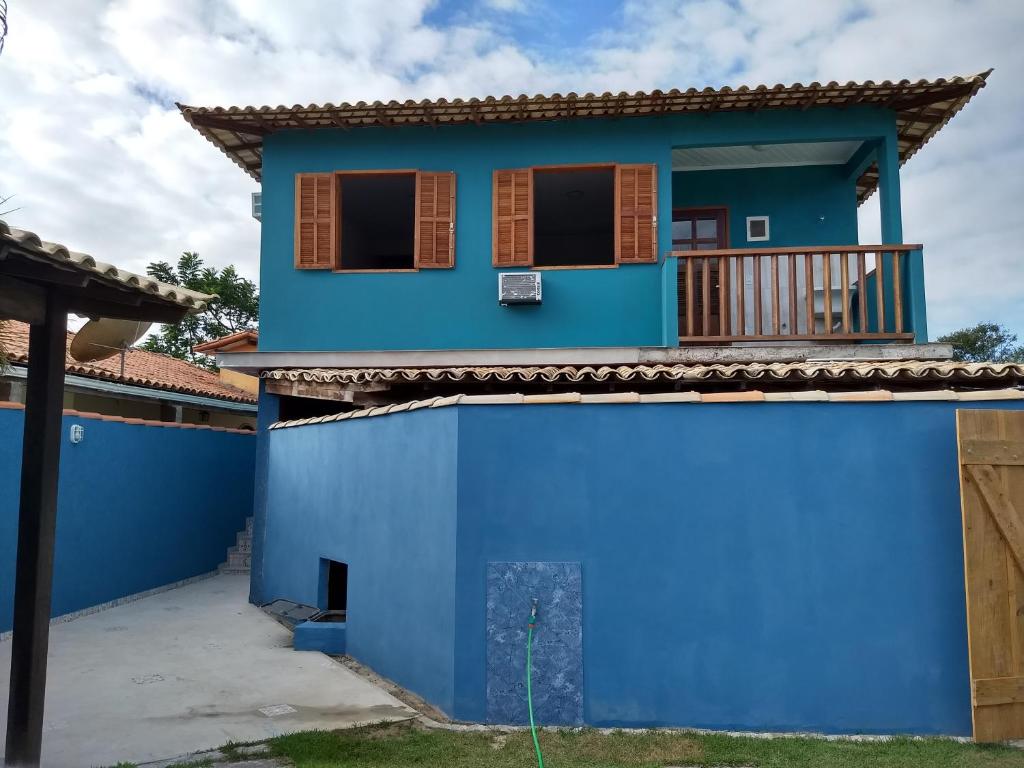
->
(0, 574, 414, 768)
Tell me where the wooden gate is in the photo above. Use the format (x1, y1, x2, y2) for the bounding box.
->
(957, 409, 1024, 741)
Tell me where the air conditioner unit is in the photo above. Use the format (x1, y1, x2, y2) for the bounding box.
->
(251, 192, 262, 222)
(498, 272, 542, 305)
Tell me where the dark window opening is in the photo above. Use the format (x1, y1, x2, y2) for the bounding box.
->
(338, 174, 415, 270)
(278, 395, 340, 422)
(534, 167, 615, 267)
(321, 558, 348, 613)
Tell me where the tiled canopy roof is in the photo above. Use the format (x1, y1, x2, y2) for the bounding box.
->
(0, 221, 213, 312)
(268, 387, 1024, 431)
(1, 321, 256, 403)
(179, 71, 990, 203)
(262, 360, 1024, 389)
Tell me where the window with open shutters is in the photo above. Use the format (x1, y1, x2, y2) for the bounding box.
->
(293, 171, 455, 271)
(492, 163, 657, 267)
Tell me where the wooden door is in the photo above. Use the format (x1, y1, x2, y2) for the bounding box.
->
(957, 409, 1024, 742)
(673, 208, 728, 337)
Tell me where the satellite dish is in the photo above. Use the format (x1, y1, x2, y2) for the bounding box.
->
(70, 318, 151, 364)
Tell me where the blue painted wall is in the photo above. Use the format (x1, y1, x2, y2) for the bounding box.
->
(0, 409, 255, 632)
(258, 108, 900, 352)
(258, 399, 1024, 734)
(261, 408, 460, 714)
(672, 165, 859, 248)
(453, 401, 1020, 734)
(248, 382, 281, 606)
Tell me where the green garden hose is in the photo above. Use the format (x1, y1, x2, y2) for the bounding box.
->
(527, 601, 545, 768)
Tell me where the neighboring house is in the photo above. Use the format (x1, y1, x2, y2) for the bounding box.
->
(193, 330, 259, 396)
(0, 321, 257, 429)
(182, 72, 1024, 740)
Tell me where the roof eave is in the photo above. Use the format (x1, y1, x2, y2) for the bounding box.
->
(0, 220, 216, 322)
(179, 71, 993, 200)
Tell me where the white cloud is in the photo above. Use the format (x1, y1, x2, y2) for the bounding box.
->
(485, 0, 529, 12)
(0, 0, 1021, 337)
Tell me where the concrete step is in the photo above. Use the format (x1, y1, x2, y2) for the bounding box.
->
(219, 518, 255, 575)
(227, 548, 251, 568)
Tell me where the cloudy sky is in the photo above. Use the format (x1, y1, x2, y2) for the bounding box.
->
(1, 0, 1021, 338)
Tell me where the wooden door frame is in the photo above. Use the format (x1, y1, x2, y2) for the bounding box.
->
(671, 206, 730, 249)
(673, 207, 730, 338)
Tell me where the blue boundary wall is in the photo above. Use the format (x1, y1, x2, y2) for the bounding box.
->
(0, 406, 256, 633)
(258, 398, 1024, 735)
(260, 407, 460, 714)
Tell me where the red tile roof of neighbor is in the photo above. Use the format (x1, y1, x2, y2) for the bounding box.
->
(1, 321, 256, 404)
(192, 329, 258, 353)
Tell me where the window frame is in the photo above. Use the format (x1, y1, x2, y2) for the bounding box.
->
(293, 169, 456, 273)
(492, 162, 658, 270)
(746, 215, 770, 243)
(531, 163, 618, 271)
(333, 169, 420, 274)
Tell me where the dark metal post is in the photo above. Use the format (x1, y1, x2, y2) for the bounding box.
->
(5, 294, 67, 767)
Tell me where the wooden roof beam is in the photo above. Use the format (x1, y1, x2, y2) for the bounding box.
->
(889, 83, 977, 111)
(189, 114, 268, 136)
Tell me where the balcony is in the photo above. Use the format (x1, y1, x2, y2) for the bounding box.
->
(667, 245, 924, 345)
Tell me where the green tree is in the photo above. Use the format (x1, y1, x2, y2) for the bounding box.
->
(141, 252, 258, 369)
(937, 322, 1024, 363)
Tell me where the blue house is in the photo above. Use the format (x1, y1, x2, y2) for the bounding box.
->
(181, 71, 1024, 739)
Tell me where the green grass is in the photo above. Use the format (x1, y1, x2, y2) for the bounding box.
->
(267, 721, 1024, 768)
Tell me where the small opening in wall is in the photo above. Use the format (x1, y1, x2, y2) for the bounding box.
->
(320, 558, 348, 614)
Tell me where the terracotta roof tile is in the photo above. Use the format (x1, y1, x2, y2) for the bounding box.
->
(192, 330, 258, 353)
(267, 386, 1024, 430)
(1, 321, 256, 403)
(0, 221, 213, 312)
(179, 71, 990, 204)
(262, 360, 1024, 388)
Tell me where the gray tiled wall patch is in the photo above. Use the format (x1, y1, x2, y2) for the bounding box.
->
(485, 561, 583, 725)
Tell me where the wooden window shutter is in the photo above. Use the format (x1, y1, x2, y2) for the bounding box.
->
(294, 173, 337, 269)
(492, 169, 532, 267)
(616, 164, 658, 263)
(415, 172, 456, 268)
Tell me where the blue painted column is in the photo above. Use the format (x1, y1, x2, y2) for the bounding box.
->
(661, 255, 679, 346)
(878, 129, 927, 342)
(877, 132, 903, 246)
(249, 379, 280, 605)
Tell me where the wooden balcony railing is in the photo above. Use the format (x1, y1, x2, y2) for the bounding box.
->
(670, 245, 921, 344)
